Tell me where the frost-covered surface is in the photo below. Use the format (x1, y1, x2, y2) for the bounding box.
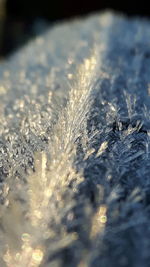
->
(0, 11, 150, 267)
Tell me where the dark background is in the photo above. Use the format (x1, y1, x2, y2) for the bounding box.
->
(0, 0, 150, 57)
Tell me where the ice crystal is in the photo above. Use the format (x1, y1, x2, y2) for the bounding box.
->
(0, 11, 150, 267)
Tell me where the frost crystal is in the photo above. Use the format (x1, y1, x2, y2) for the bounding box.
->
(0, 11, 150, 267)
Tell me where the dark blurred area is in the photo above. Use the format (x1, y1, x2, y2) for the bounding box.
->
(0, 0, 150, 58)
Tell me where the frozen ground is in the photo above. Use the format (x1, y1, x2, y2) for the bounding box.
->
(0, 11, 150, 267)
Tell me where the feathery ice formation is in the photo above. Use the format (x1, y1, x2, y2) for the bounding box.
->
(0, 12, 150, 267)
